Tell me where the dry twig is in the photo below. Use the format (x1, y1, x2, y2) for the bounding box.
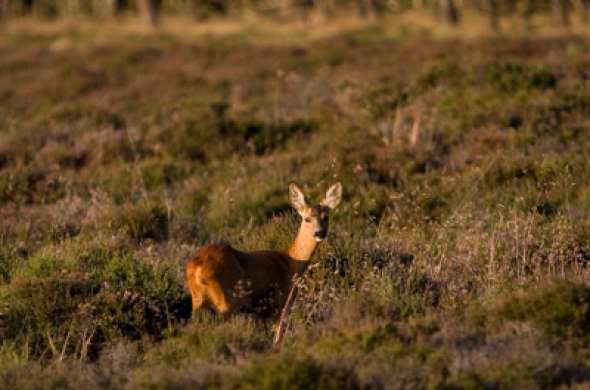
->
(273, 276, 300, 346)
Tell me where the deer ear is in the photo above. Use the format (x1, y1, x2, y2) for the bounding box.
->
(289, 183, 307, 213)
(322, 182, 342, 209)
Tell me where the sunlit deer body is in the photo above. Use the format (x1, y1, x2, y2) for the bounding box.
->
(186, 183, 342, 317)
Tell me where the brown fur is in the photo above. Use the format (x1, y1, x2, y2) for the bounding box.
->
(185, 183, 342, 318)
(186, 244, 302, 316)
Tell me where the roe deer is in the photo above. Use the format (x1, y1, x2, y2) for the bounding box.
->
(186, 182, 342, 318)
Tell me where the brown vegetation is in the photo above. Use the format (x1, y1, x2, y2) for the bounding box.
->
(1, 12, 590, 389)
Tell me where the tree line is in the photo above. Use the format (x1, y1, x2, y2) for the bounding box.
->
(0, 0, 588, 29)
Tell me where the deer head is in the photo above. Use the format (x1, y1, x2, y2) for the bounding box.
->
(289, 182, 342, 242)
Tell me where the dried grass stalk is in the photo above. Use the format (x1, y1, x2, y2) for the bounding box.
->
(273, 278, 300, 346)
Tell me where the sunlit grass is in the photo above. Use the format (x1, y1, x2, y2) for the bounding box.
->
(0, 20, 590, 388)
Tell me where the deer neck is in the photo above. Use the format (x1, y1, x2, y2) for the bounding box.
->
(286, 222, 318, 275)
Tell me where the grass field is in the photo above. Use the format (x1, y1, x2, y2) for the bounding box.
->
(1, 17, 590, 388)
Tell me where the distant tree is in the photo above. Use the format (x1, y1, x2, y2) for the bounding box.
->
(581, 0, 590, 23)
(276, 0, 289, 17)
(31, 0, 58, 19)
(23, 0, 34, 15)
(137, 0, 161, 27)
(487, 0, 500, 30)
(313, 0, 336, 20)
(523, 0, 537, 21)
(440, 0, 460, 25)
(357, 0, 384, 21)
(86, 0, 117, 17)
(1, 0, 8, 16)
(553, 0, 571, 25)
(504, 0, 518, 13)
(0, 1, 6, 22)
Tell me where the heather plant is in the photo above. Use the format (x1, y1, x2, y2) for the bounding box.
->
(0, 18, 590, 389)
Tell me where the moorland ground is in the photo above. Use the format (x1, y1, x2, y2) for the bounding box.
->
(1, 18, 590, 389)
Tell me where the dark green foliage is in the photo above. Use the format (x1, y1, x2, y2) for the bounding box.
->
(420, 195, 447, 219)
(112, 202, 170, 242)
(160, 118, 209, 162)
(242, 354, 359, 390)
(140, 160, 189, 190)
(2, 251, 187, 360)
(0, 247, 22, 284)
(481, 62, 557, 92)
(239, 119, 318, 156)
(0, 168, 63, 205)
(497, 281, 590, 343)
(415, 62, 465, 93)
(158, 111, 317, 161)
(4, 275, 101, 358)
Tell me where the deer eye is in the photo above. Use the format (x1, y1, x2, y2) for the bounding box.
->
(304, 217, 312, 223)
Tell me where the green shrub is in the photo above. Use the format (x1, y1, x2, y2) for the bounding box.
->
(97, 253, 189, 340)
(237, 119, 318, 156)
(496, 281, 590, 343)
(2, 250, 188, 359)
(0, 247, 22, 284)
(414, 62, 465, 93)
(241, 354, 359, 390)
(3, 274, 102, 358)
(0, 168, 65, 205)
(482, 62, 557, 93)
(150, 315, 269, 365)
(158, 116, 211, 162)
(139, 159, 189, 190)
(206, 174, 289, 234)
(109, 201, 170, 242)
